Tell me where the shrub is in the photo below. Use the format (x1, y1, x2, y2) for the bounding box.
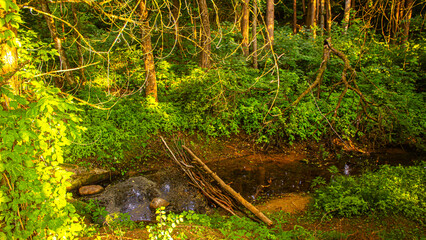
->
(0, 82, 84, 239)
(313, 164, 426, 222)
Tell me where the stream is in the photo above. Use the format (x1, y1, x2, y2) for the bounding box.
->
(209, 150, 423, 202)
(83, 149, 423, 222)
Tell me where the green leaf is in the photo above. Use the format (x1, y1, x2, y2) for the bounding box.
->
(5, 13, 13, 23)
(9, 2, 19, 11)
(0, 0, 8, 11)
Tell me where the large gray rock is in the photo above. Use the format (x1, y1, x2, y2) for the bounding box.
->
(91, 176, 160, 222)
(86, 169, 209, 222)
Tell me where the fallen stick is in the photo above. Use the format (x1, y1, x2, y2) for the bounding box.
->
(160, 137, 238, 217)
(182, 145, 274, 226)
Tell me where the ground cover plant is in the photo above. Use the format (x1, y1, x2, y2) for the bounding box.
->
(313, 164, 426, 223)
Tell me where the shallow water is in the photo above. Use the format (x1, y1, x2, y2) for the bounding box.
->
(87, 149, 423, 221)
(208, 150, 423, 202)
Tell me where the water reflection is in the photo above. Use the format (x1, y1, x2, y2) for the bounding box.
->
(209, 151, 422, 202)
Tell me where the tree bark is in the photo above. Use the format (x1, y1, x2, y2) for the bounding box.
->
(402, 0, 413, 43)
(320, 0, 325, 35)
(310, 0, 317, 38)
(198, 0, 211, 69)
(266, 0, 274, 46)
(326, 0, 332, 37)
(139, 1, 158, 101)
(241, 0, 250, 56)
(252, 0, 258, 69)
(293, 0, 297, 34)
(0, 0, 20, 108)
(343, 0, 351, 32)
(40, 0, 75, 87)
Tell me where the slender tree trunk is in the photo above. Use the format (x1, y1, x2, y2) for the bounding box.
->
(392, 0, 402, 43)
(326, 0, 332, 37)
(306, 0, 311, 26)
(241, 0, 250, 56)
(71, 3, 85, 84)
(310, 0, 317, 38)
(320, 0, 325, 35)
(403, 0, 413, 43)
(198, 0, 211, 68)
(344, 0, 351, 32)
(40, 0, 75, 87)
(302, 0, 306, 16)
(266, 0, 274, 46)
(139, 1, 158, 101)
(252, 0, 258, 69)
(293, 0, 297, 34)
(172, 0, 181, 44)
(0, 0, 19, 105)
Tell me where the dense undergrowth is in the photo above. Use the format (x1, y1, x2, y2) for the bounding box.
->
(313, 163, 425, 223)
(65, 23, 425, 171)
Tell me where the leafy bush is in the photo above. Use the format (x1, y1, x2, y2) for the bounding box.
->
(66, 90, 183, 168)
(146, 207, 184, 240)
(313, 164, 426, 222)
(0, 82, 84, 239)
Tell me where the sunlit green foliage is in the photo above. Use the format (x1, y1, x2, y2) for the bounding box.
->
(0, 82, 84, 239)
(313, 164, 426, 223)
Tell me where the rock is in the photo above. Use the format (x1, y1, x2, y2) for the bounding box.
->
(145, 170, 208, 213)
(85, 170, 209, 222)
(150, 198, 170, 209)
(79, 185, 104, 196)
(60, 164, 111, 191)
(89, 176, 161, 222)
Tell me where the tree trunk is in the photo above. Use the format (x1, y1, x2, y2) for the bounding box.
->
(326, 0, 332, 37)
(0, 0, 19, 108)
(310, 0, 317, 38)
(293, 0, 297, 34)
(343, 0, 351, 32)
(391, 0, 402, 44)
(198, 0, 211, 69)
(139, 1, 158, 101)
(241, 0, 250, 56)
(266, 0, 274, 46)
(320, 0, 325, 35)
(71, 3, 85, 84)
(402, 0, 413, 43)
(172, 0, 181, 45)
(40, 0, 75, 87)
(252, 0, 258, 69)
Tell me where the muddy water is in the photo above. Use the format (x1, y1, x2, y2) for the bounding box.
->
(208, 150, 423, 202)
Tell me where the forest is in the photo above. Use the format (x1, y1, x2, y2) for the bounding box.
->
(0, 0, 425, 239)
